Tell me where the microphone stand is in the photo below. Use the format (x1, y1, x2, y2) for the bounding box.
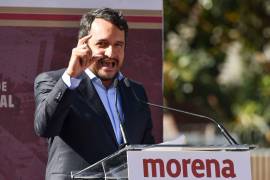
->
(123, 78, 238, 145)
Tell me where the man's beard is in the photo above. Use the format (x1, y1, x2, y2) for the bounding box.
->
(96, 71, 119, 81)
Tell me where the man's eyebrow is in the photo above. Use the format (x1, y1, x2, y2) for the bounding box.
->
(96, 39, 107, 42)
(116, 41, 125, 44)
(95, 39, 125, 44)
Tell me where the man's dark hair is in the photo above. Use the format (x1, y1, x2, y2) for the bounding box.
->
(78, 8, 128, 41)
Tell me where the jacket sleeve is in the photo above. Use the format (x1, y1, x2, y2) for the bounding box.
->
(34, 71, 72, 138)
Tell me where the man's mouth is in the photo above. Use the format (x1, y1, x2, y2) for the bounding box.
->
(99, 59, 117, 68)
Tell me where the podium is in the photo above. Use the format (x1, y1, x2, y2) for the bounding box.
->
(71, 144, 254, 180)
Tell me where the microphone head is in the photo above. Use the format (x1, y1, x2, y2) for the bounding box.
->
(113, 78, 119, 88)
(123, 78, 130, 88)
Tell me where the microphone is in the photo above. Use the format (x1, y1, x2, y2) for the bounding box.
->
(113, 79, 129, 146)
(123, 78, 238, 145)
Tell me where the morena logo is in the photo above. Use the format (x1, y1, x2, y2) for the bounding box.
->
(143, 158, 237, 178)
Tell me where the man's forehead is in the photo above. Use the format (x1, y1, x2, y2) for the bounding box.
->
(90, 18, 115, 31)
(89, 18, 125, 40)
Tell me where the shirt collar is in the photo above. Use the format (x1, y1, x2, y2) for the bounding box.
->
(84, 68, 124, 87)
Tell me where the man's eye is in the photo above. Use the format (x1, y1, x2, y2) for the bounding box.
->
(97, 41, 107, 47)
(115, 43, 124, 48)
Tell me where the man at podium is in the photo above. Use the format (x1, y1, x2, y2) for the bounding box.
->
(33, 8, 155, 180)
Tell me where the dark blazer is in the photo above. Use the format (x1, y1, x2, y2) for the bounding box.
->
(34, 68, 155, 180)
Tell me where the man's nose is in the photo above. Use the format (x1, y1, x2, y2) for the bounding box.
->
(104, 46, 113, 58)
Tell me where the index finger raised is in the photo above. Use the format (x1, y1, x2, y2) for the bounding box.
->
(77, 34, 92, 46)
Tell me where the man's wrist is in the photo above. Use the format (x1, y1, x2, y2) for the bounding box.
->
(62, 71, 82, 89)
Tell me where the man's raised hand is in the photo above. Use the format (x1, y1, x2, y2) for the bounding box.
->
(66, 34, 92, 77)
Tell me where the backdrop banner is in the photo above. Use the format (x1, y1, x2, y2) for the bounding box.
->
(0, 1, 163, 179)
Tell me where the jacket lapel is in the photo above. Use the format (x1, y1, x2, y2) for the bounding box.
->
(77, 72, 118, 147)
(118, 80, 141, 144)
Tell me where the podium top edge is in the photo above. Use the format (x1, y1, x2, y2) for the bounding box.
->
(124, 144, 256, 152)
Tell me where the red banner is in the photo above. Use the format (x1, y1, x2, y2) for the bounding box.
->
(0, 5, 163, 180)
